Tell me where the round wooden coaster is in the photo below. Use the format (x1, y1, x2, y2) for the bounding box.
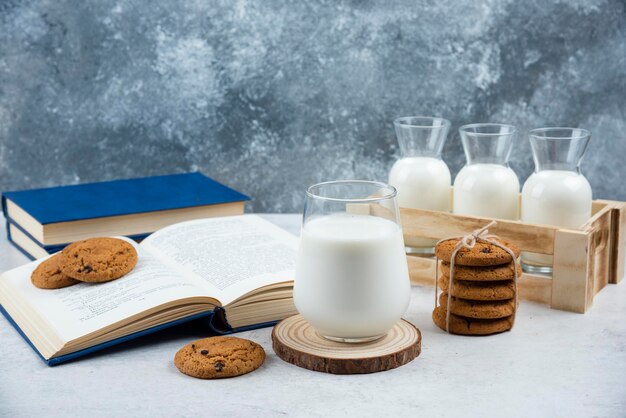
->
(272, 315, 421, 374)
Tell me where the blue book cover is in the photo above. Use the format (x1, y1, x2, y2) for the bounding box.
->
(1, 172, 249, 225)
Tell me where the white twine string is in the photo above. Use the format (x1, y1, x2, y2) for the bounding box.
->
(435, 220, 519, 333)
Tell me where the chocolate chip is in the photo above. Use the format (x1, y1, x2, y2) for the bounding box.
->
(480, 248, 491, 253)
(200, 349, 208, 355)
(82, 265, 93, 273)
(214, 361, 224, 372)
(191, 344, 195, 349)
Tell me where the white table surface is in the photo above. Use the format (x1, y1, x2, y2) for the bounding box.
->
(1, 214, 625, 418)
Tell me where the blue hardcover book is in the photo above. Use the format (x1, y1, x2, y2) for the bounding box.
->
(1, 172, 249, 256)
(0, 215, 298, 366)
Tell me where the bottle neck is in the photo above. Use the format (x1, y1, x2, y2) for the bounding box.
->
(460, 129, 514, 166)
(529, 128, 590, 175)
(394, 117, 449, 159)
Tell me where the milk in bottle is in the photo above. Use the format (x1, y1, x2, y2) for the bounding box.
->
(388, 117, 451, 253)
(453, 123, 520, 220)
(521, 128, 592, 272)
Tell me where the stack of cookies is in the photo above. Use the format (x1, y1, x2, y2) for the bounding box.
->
(432, 237, 521, 336)
(30, 237, 138, 289)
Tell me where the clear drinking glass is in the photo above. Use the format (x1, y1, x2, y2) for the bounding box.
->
(293, 180, 411, 343)
(388, 116, 452, 255)
(453, 123, 520, 220)
(521, 128, 592, 273)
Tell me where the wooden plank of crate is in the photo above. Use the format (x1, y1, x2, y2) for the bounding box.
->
(551, 229, 593, 313)
(582, 207, 613, 295)
(407, 255, 436, 287)
(406, 255, 552, 305)
(400, 207, 558, 254)
(609, 203, 626, 283)
(609, 203, 626, 284)
(591, 200, 609, 215)
(588, 200, 626, 285)
(518, 273, 552, 305)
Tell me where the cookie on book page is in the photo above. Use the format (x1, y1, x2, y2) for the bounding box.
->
(437, 276, 516, 301)
(432, 306, 513, 335)
(438, 292, 516, 319)
(435, 238, 520, 266)
(31, 253, 80, 289)
(60, 237, 138, 283)
(174, 336, 266, 379)
(440, 261, 522, 282)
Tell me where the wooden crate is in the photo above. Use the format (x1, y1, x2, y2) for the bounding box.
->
(401, 199, 626, 314)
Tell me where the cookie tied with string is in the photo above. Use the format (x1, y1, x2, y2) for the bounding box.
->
(433, 220, 521, 336)
(435, 237, 520, 266)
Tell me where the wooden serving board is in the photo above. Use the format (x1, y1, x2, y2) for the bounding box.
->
(272, 315, 421, 374)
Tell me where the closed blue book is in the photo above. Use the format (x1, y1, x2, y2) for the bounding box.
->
(0, 215, 298, 366)
(1, 172, 249, 256)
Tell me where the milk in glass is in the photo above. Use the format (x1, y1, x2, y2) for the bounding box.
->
(293, 180, 411, 342)
(388, 117, 451, 253)
(295, 214, 410, 339)
(453, 123, 520, 220)
(521, 128, 592, 272)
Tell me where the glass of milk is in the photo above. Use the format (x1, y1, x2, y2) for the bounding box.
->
(294, 180, 411, 343)
(388, 116, 452, 255)
(453, 123, 520, 220)
(521, 127, 592, 273)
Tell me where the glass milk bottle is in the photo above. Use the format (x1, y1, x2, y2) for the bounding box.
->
(521, 128, 592, 273)
(388, 116, 451, 254)
(453, 123, 520, 220)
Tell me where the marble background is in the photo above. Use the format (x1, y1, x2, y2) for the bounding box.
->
(0, 0, 624, 212)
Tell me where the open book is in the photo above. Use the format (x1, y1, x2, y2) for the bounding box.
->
(0, 215, 298, 365)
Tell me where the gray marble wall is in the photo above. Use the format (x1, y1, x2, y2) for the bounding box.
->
(0, 0, 624, 212)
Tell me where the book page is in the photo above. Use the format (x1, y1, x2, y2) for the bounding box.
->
(141, 215, 298, 305)
(0, 240, 212, 342)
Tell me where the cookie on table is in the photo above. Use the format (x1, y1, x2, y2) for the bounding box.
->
(174, 336, 265, 379)
(432, 306, 513, 335)
(438, 276, 515, 301)
(438, 292, 516, 319)
(440, 261, 522, 282)
(435, 238, 520, 266)
(60, 237, 138, 283)
(31, 253, 80, 289)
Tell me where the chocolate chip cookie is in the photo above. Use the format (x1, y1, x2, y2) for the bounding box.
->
(432, 306, 513, 335)
(174, 336, 265, 379)
(60, 237, 138, 283)
(440, 260, 522, 281)
(435, 238, 520, 266)
(438, 292, 516, 319)
(30, 253, 80, 289)
(438, 275, 516, 300)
